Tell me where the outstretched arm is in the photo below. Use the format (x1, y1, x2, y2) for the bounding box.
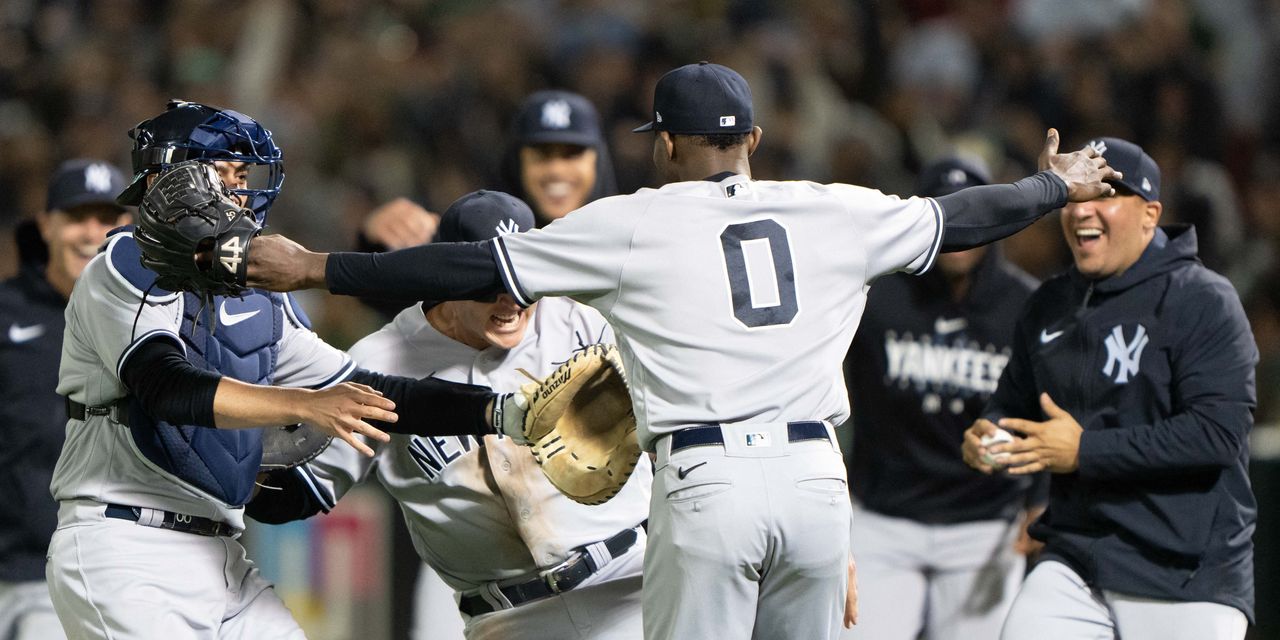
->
(939, 129, 1122, 251)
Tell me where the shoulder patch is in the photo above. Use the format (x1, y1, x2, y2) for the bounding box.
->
(104, 229, 179, 303)
(282, 293, 313, 330)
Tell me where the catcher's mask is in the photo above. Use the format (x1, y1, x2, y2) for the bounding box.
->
(117, 99, 284, 223)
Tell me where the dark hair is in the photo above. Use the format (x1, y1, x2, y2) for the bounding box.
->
(690, 132, 750, 151)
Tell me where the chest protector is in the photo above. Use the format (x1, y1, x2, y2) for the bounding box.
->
(111, 227, 286, 506)
(128, 291, 282, 506)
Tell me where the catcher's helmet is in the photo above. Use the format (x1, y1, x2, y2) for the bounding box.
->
(117, 100, 284, 222)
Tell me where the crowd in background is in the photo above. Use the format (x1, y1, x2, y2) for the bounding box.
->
(3, 0, 1280, 421)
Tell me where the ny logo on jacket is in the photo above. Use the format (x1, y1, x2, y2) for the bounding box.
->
(1102, 324, 1149, 384)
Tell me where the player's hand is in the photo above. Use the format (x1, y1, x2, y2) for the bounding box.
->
(1014, 505, 1046, 558)
(1039, 128, 1123, 202)
(961, 418, 1000, 474)
(245, 233, 328, 292)
(995, 393, 1083, 474)
(298, 382, 397, 457)
(844, 555, 859, 628)
(363, 198, 439, 250)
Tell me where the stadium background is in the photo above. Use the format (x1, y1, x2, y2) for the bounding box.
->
(1, 0, 1278, 638)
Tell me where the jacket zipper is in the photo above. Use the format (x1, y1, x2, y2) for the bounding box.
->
(1074, 282, 1094, 442)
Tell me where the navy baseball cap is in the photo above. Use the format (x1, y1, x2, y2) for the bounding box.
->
(436, 190, 535, 243)
(632, 62, 754, 135)
(513, 91, 605, 148)
(47, 159, 128, 212)
(917, 157, 991, 197)
(1085, 137, 1160, 201)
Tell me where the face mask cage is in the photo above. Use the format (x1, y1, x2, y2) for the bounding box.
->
(131, 108, 285, 222)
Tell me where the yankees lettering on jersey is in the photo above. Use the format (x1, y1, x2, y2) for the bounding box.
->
(494, 174, 943, 449)
(406, 435, 481, 482)
(883, 330, 1010, 397)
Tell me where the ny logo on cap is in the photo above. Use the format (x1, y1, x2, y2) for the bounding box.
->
(84, 164, 114, 193)
(1102, 324, 1149, 384)
(1087, 139, 1108, 155)
(719, 115, 736, 127)
(495, 219, 520, 236)
(541, 100, 572, 129)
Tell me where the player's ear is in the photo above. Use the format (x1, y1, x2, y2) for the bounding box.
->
(658, 131, 676, 161)
(1143, 200, 1162, 231)
(35, 209, 54, 242)
(746, 126, 763, 157)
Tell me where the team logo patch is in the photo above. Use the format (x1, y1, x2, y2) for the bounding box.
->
(84, 164, 114, 192)
(745, 432, 772, 447)
(1141, 177, 1152, 193)
(1088, 139, 1108, 155)
(541, 100, 572, 129)
(1102, 324, 1148, 384)
(719, 115, 736, 127)
(495, 218, 520, 236)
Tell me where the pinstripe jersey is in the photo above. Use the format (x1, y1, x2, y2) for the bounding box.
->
(295, 298, 651, 591)
(493, 173, 943, 450)
(51, 231, 354, 528)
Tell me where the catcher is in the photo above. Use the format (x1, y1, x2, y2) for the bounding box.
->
(45, 102, 529, 640)
(248, 190, 651, 640)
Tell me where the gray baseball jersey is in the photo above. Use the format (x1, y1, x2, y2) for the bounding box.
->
(493, 174, 942, 450)
(299, 297, 651, 592)
(51, 230, 354, 529)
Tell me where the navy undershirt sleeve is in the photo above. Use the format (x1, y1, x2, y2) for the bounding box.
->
(346, 368, 493, 439)
(937, 171, 1068, 252)
(120, 339, 220, 427)
(327, 241, 503, 302)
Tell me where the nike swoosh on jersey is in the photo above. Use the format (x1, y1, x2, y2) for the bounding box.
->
(8, 323, 45, 343)
(677, 461, 708, 480)
(934, 317, 968, 335)
(219, 304, 261, 327)
(1039, 329, 1065, 344)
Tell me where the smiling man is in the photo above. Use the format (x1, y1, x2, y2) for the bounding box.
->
(963, 138, 1258, 640)
(0, 159, 131, 640)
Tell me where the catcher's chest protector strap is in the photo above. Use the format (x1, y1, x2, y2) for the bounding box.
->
(103, 229, 179, 302)
(125, 290, 284, 506)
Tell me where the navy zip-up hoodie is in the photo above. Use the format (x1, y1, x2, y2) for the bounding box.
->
(985, 224, 1257, 621)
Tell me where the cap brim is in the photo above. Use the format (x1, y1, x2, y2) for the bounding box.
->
(631, 121, 655, 133)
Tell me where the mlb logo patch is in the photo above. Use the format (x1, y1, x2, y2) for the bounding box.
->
(719, 115, 736, 127)
(745, 432, 772, 447)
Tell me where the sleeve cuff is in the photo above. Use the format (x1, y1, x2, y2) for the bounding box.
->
(490, 237, 534, 307)
(910, 197, 945, 276)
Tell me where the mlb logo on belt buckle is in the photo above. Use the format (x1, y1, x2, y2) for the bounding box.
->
(745, 432, 772, 447)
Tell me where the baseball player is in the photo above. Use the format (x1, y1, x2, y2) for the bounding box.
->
(964, 138, 1257, 640)
(241, 62, 1120, 639)
(841, 158, 1046, 640)
(45, 102, 521, 640)
(250, 190, 651, 640)
(499, 90, 619, 226)
(0, 160, 131, 640)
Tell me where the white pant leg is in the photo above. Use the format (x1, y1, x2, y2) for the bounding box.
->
(0, 580, 67, 640)
(412, 565, 465, 640)
(750, 446, 851, 640)
(465, 541, 645, 640)
(1000, 561, 1115, 640)
(46, 519, 303, 640)
(217, 537, 305, 640)
(1106, 592, 1247, 640)
(841, 506, 928, 640)
(926, 518, 1024, 640)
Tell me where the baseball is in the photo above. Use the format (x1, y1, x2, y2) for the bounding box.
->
(980, 428, 1014, 467)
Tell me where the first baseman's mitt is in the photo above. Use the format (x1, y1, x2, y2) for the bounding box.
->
(259, 423, 333, 471)
(523, 344, 640, 506)
(135, 159, 260, 296)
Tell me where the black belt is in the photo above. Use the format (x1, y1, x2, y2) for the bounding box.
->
(104, 503, 237, 537)
(458, 525, 643, 617)
(669, 421, 830, 453)
(66, 398, 130, 422)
